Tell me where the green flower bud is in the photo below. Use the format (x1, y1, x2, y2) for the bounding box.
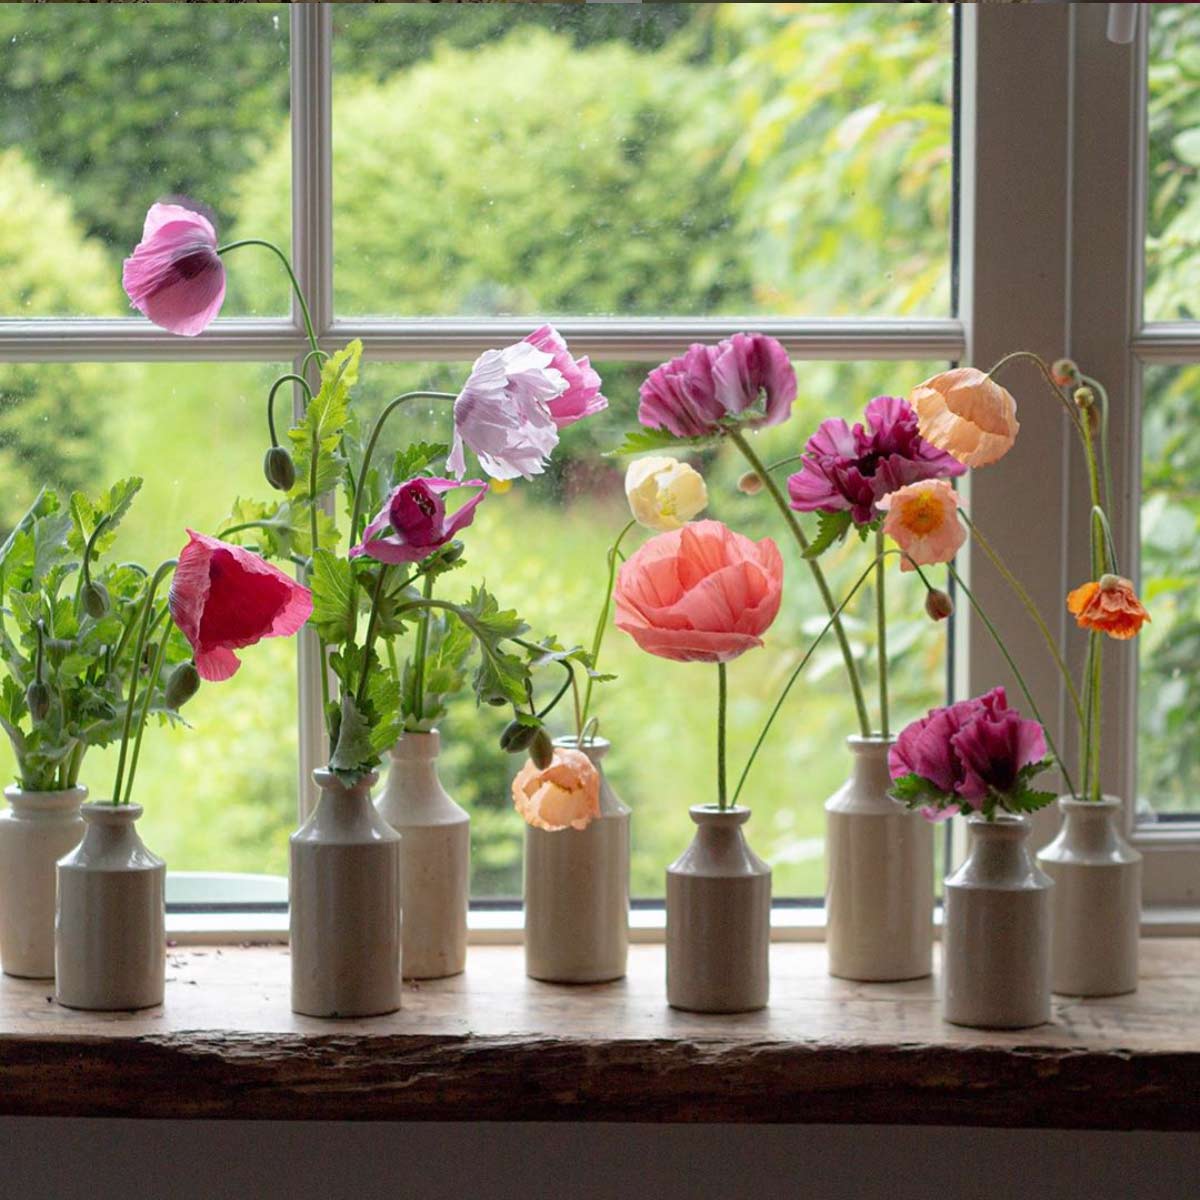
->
(165, 661, 202, 710)
(499, 719, 539, 754)
(82, 580, 111, 619)
(530, 727, 554, 770)
(25, 680, 50, 722)
(437, 540, 465, 566)
(264, 445, 297, 492)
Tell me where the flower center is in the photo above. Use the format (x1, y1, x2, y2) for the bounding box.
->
(899, 492, 943, 535)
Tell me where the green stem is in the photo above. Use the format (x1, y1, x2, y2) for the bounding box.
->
(536, 660, 575, 722)
(986, 350, 1090, 444)
(1091, 632, 1104, 802)
(408, 573, 435, 719)
(122, 607, 172, 806)
(1081, 631, 1098, 799)
(579, 518, 636, 737)
(299, 348, 329, 378)
(728, 428, 870, 736)
(717, 661, 728, 811)
(111, 559, 176, 805)
(266, 373, 312, 447)
(77, 514, 112, 614)
(875, 527, 889, 739)
(307, 424, 330, 717)
(762, 453, 805, 474)
(216, 239, 320, 355)
(356, 564, 393, 707)
(215, 519, 282, 541)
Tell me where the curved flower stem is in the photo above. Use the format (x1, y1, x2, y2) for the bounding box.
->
(299, 348, 329, 378)
(728, 428, 871, 736)
(356, 564, 393, 707)
(266, 373, 312, 446)
(1081, 373, 1116, 522)
(762, 453, 805, 474)
(307, 426, 331, 717)
(536, 660, 575, 722)
(408, 573, 435, 720)
(717, 661, 728, 811)
(579, 518, 637, 738)
(122, 605, 172, 806)
(215, 239, 320, 356)
(111, 559, 177, 805)
(986, 350, 1089, 443)
(215, 519, 282, 541)
(875, 527, 889, 739)
(76, 514, 112, 614)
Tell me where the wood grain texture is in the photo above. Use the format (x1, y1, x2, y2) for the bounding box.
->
(0, 942, 1197, 1128)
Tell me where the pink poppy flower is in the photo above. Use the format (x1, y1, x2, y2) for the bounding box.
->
(350, 477, 487, 565)
(614, 519, 783, 663)
(447, 341, 566, 481)
(523, 325, 608, 429)
(169, 530, 313, 682)
(877, 479, 966, 570)
(122, 201, 226, 336)
(951, 705, 1047, 803)
(909, 368, 1020, 469)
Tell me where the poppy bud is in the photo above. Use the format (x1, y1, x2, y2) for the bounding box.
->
(82, 580, 110, 619)
(1051, 358, 1079, 387)
(530, 727, 554, 770)
(925, 589, 954, 622)
(499, 719, 539, 754)
(737, 471, 763, 496)
(438, 540, 465, 566)
(25, 680, 51, 722)
(165, 661, 202, 710)
(264, 445, 296, 492)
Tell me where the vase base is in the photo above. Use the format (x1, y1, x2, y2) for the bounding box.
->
(667, 998, 768, 1015)
(403, 966, 465, 983)
(1052, 981, 1137, 999)
(944, 1013, 1050, 1031)
(3, 966, 53, 982)
(526, 969, 627, 986)
(56, 995, 163, 1013)
(828, 966, 932, 984)
(291, 1002, 402, 1019)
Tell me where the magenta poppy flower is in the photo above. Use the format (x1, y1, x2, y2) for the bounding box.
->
(889, 689, 1007, 797)
(951, 706, 1047, 803)
(787, 395, 966, 527)
(638, 333, 796, 439)
(122, 201, 226, 336)
(523, 325, 608, 429)
(350, 477, 487, 565)
(169, 531, 313, 682)
(447, 340, 566, 481)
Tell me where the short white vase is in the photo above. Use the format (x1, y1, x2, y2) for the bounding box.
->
(523, 736, 630, 984)
(0, 785, 86, 979)
(942, 814, 1053, 1029)
(824, 736, 934, 981)
(1037, 795, 1141, 997)
(376, 730, 469, 981)
(666, 805, 770, 1014)
(55, 802, 165, 1011)
(291, 769, 402, 1018)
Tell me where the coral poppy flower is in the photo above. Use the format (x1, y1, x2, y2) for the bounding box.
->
(910, 367, 1019, 469)
(523, 325, 608, 429)
(614, 519, 783, 663)
(512, 747, 601, 832)
(122, 201, 226, 336)
(169, 530, 313, 681)
(350, 477, 487, 565)
(877, 479, 966, 570)
(1066, 575, 1150, 640)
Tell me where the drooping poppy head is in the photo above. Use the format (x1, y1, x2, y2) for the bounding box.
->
(1066, 575, 1150, 640)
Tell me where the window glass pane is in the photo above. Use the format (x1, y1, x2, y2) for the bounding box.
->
(1139, 364, 1200, 820)
(1146, 3, 1200, 321)
(322, 3, 953, 320)
(0, 362, 298, 873)
(353, 356, 948, 899)
(0, 5, 291, 318)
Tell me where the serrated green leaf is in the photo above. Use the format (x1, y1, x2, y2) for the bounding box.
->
(31, 512, 73, 587)
(392, 441, 451, 484)
(611, 427, 717, 457)
(66, 477, 143, 556)
(328, 693, 375, 776)
(0, 489, 58, 595)
(456, 585, 530, 708)
(289, 341, 361, 503)
(309, 550, 355, 644)
(803, 509, 853, 559)
(889, 771, 950, 809)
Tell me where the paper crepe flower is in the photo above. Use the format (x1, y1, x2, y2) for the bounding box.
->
(350, 477, 487, 565)
(910, 368, 1019, 469)
(614, 519, 783, 663)
(624, 456, 708, 532)
(1066, 575, 1150, 641)
(447, 340, 567, 481)
(952, 705, 1048, 803)
(638, 333, 796, 439)
(523, 325, 608, 429)
(169, 530, 312, 681)
(122, 201, 226, 336)
(877, 479, 966, 571)
(787, 395, 966, 527)
(512, 747, 601, 831)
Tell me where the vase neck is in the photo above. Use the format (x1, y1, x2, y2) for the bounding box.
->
(1058, 796, 1126, 855)
(77, 802, 147, 859)
(389, 732, 443, 791)
(962, 816, 1035, 885)
(846, 736, 895, 793)
(5, 785, 87, 819)
(554, 736, 610, 767)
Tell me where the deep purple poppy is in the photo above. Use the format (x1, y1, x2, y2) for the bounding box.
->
(350, 477, 487, 565)
(951, 706, 1047, 802)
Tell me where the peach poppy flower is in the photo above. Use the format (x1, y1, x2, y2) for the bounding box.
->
(614, 520, 783, 663)
(512, 747, 601, 832)
(878, 479, 965, 571)
(1066, 575, 1150, 640)
(910, 367, 1019, 468)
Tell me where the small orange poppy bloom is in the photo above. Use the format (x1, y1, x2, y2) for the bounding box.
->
(1066, 575, 1150, 640)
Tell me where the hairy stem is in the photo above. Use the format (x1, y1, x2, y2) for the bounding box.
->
(717, 661, 728, 811)
(875, 527, 889, 739)
(216, 239, 320, 355)
(579, 518, 636, 737)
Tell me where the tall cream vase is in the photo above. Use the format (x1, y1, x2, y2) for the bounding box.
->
(55, 801, 165, 1011)
(523, 736, 630, 983)
(824, 735, 934, 981)
(0, 784, 86, 979)
(291, 769, 403, 1018)
(376, 730, 469, 981)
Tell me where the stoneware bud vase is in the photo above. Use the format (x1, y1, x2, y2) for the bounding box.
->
(943, 814, 1053, 1030)
(1037, 795, 1141, 997)
(55, 802, 165, 1011)
(0, 784, 86, 978)
(376, 730, 469, 981)
(291, 769, 402, 1018)
(666, 805, 770, 1013)
(524, 736, 630, 984)
(824, 736, 934, 981)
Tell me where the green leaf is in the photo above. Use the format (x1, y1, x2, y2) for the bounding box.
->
(457, 586, 530, 708)
(31, 512, 73, 589)
(889, 772, 950, 810)
(66, 477, 143, 556)
(0, 488, 58, 597)
(611, 427, 717, 457)
(1003, 786, 1057, 815)
(309, 550, 355, 644)
(289, 340, 362, 502)
(803, 509, 853, 559)
(392, 441, 450, 484)
(328, 693, 376, 777)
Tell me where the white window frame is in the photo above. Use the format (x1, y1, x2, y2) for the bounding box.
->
(1, 4, 1195, 937)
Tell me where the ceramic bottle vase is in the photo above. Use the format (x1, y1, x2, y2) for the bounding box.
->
(55, 802, 165, 1011)
(0, 785, 86, 979)
(291, 769, 402, 1018)
(376, 730, 469, 981)
(824, 736, 934, 981)
(942, 814, 1053, 1029)
(666, 805, 771, 1013)
(524, 736, 630, 984)
(1037, 795, 1141, 997)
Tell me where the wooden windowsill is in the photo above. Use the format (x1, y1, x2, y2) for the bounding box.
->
(1, 941, 1197, 1129)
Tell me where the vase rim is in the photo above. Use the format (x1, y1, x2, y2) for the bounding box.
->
(964, 811, 1030, 833)
(5, 783, 88, 807)
(81, 800, 143, 823)
(689, 803, 751, 825)
(553, 734, 611, 752)
(312, 767, 379, 792)
(391, 729, 440, 756)
(845, 733, 896, 751)
(1058, 793, 1122, 810)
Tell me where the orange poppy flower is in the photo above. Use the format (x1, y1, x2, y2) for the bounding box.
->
(1066, 575, 1150, 640)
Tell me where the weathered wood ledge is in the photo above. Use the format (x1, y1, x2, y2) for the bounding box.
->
(1, 941, 1197, 1128)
